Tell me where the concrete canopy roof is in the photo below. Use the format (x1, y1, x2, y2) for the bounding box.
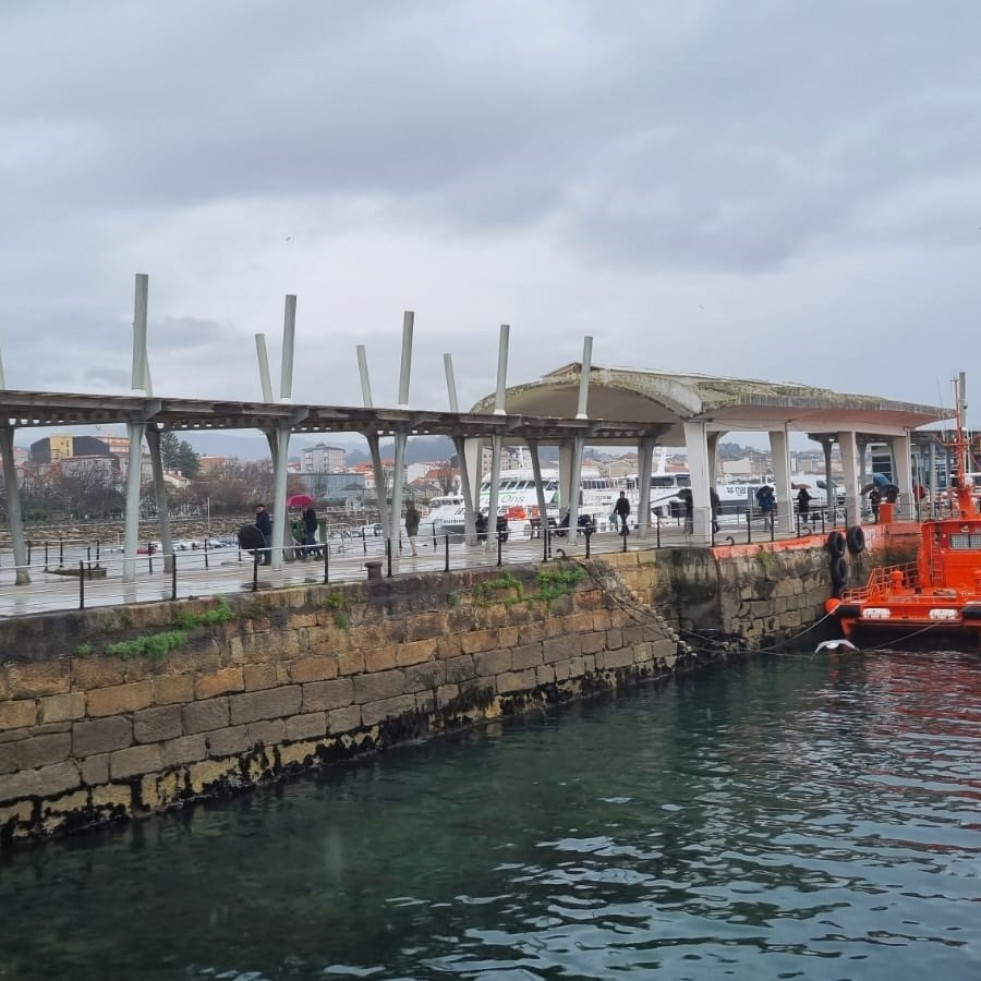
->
(470, 364, 949, 445)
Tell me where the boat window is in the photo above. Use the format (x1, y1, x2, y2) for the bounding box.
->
(948, 533, 981, 549)
(651, 476, 677, 488)
(677, 475, 691, 487)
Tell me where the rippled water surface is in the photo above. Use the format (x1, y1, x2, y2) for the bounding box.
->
(2, 652, 980, 980)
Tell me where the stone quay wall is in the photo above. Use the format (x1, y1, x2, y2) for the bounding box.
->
(0, 534, 877, 846)
(0, 558, 703, 844)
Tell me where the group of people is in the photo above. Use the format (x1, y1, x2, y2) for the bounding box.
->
(250, 502, 322, 565)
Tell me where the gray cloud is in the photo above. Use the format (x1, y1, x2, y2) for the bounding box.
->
(2, 0, 981, 431)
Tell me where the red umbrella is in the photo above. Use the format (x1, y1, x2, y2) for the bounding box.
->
(287, 494, 314, 508)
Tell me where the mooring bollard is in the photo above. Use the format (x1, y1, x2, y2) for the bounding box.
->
(365, 559, 383, 581)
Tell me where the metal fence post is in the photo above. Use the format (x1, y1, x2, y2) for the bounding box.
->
(323, 541, 329, 584)
(444, 534, 450, 572)
(26, 540, 31, 568)
(386, 538, 392, 578)
(497, 530, 503, 567)
(746, 512, 752, 545)
(79, 560, 85, 610)
(147, 544, 153, 575)
(171, 553, 177, 601)
(204, 538, 209, 569)
(252, 551, 259, 592)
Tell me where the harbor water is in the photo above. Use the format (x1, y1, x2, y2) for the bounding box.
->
(1, 651, 979, 980)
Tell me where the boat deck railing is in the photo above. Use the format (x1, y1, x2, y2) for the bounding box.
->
(844, 561, 920, 602)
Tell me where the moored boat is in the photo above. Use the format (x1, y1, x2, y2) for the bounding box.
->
(826, 377, 981, 645)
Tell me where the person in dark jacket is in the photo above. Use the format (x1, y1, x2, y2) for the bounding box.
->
(404, 501, 421, 556)
(302, 505, 321, 558)
(254, 503, 272, 565)
(614, 491, 631, 534)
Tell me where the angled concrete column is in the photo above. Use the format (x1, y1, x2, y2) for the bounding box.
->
(123, 423, 145, 582)
(707, 432, 722, 486)
(890, 433, 913, 515)
(557, 440, 573, 525)
(0, 426, 30, 584)
(769, 428, 793, 534)
(264, 428, 292, 568)
(838, 431, 861, 526)
(637, 437, 655, 536)
(526, 439, 550, 535)
(145, 427, 174, 572)
(390, 432, 408, 548)
(683, 422, 712, 543)
(452, 437, 477, 544)
(566, 436, 584, 542)
(486, 435, 502, 548)
(367, 435, 389, 536)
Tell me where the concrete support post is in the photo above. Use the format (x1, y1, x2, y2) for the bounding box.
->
(145, 427, 174, 573)
(494, 325, 509, 415)
(526, 439, 550, 534)
(838, 431, 862, 526)
(267, 427, 292, 568)
(637, 437, 655, 536)
(390, 432, 407, 547)
(367, 435, 389, 536)
(452, 437, 477, 543)
(566, 436, 584, 542)
(557, 441, 573, 525)
(255, 335, 273, 402)
(683, 422, 712, 543)
(123, 423, 145, 582)
(890, 433, 913, 515)
(398, 312, 414, 407)
(0, 427, 30, 584)
(928, 439, 938, 517)
(576, 337, 592, 419)
(769, 428, 793, 534)
(486, 435, 502, 548)
(707, 432, 722, 486)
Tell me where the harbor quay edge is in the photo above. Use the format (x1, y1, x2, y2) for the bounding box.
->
(0, 537, 899, 845)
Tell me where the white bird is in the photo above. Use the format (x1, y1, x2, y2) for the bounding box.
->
(815, 639, 857, 654)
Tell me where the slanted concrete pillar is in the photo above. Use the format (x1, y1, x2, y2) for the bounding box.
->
(452, 437, 477, 544)
(145, 427, 174, 572)
(486, 435, 502, 548)
(123, 422, 145, 582)
(769, 428, 793, 534)
(526, 439, 550, 536)
(367, 435, 389, 537)
(683, 422, 712, 543)
(557, 440, 574, 526)
(566, 436, 585, 542)
(265, 427, 292, 568)
(890, 433, 913, 516)
(390, 432, 408, 549)
(707, 432, 722, 486)
(637, 437, 655, 536)
(838, 431, 862, 526)
(0, 426, 30, 584)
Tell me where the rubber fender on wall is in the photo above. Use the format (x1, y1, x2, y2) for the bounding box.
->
(827, 530, 846, 557)
(845, 525, 866, 555)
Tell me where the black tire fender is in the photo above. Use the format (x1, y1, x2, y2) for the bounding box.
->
(830, 555, 848, 587)
(827, 531, 846, 558)
(845, 525, 866, 555)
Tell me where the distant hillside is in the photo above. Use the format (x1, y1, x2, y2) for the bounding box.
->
(185, 431, 455, 466)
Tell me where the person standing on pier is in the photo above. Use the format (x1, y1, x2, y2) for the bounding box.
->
(404, 500, 421, 556)
(302, 505, 321, 558)
(254, 503, 273, 565)
(614, 490, 631, 535)
(756, 486, 776, 531)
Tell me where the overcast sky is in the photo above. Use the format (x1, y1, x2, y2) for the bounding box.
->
(3, 0, 981, 441)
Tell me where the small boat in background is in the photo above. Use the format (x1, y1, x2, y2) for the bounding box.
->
(827, 374, 981, 645)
